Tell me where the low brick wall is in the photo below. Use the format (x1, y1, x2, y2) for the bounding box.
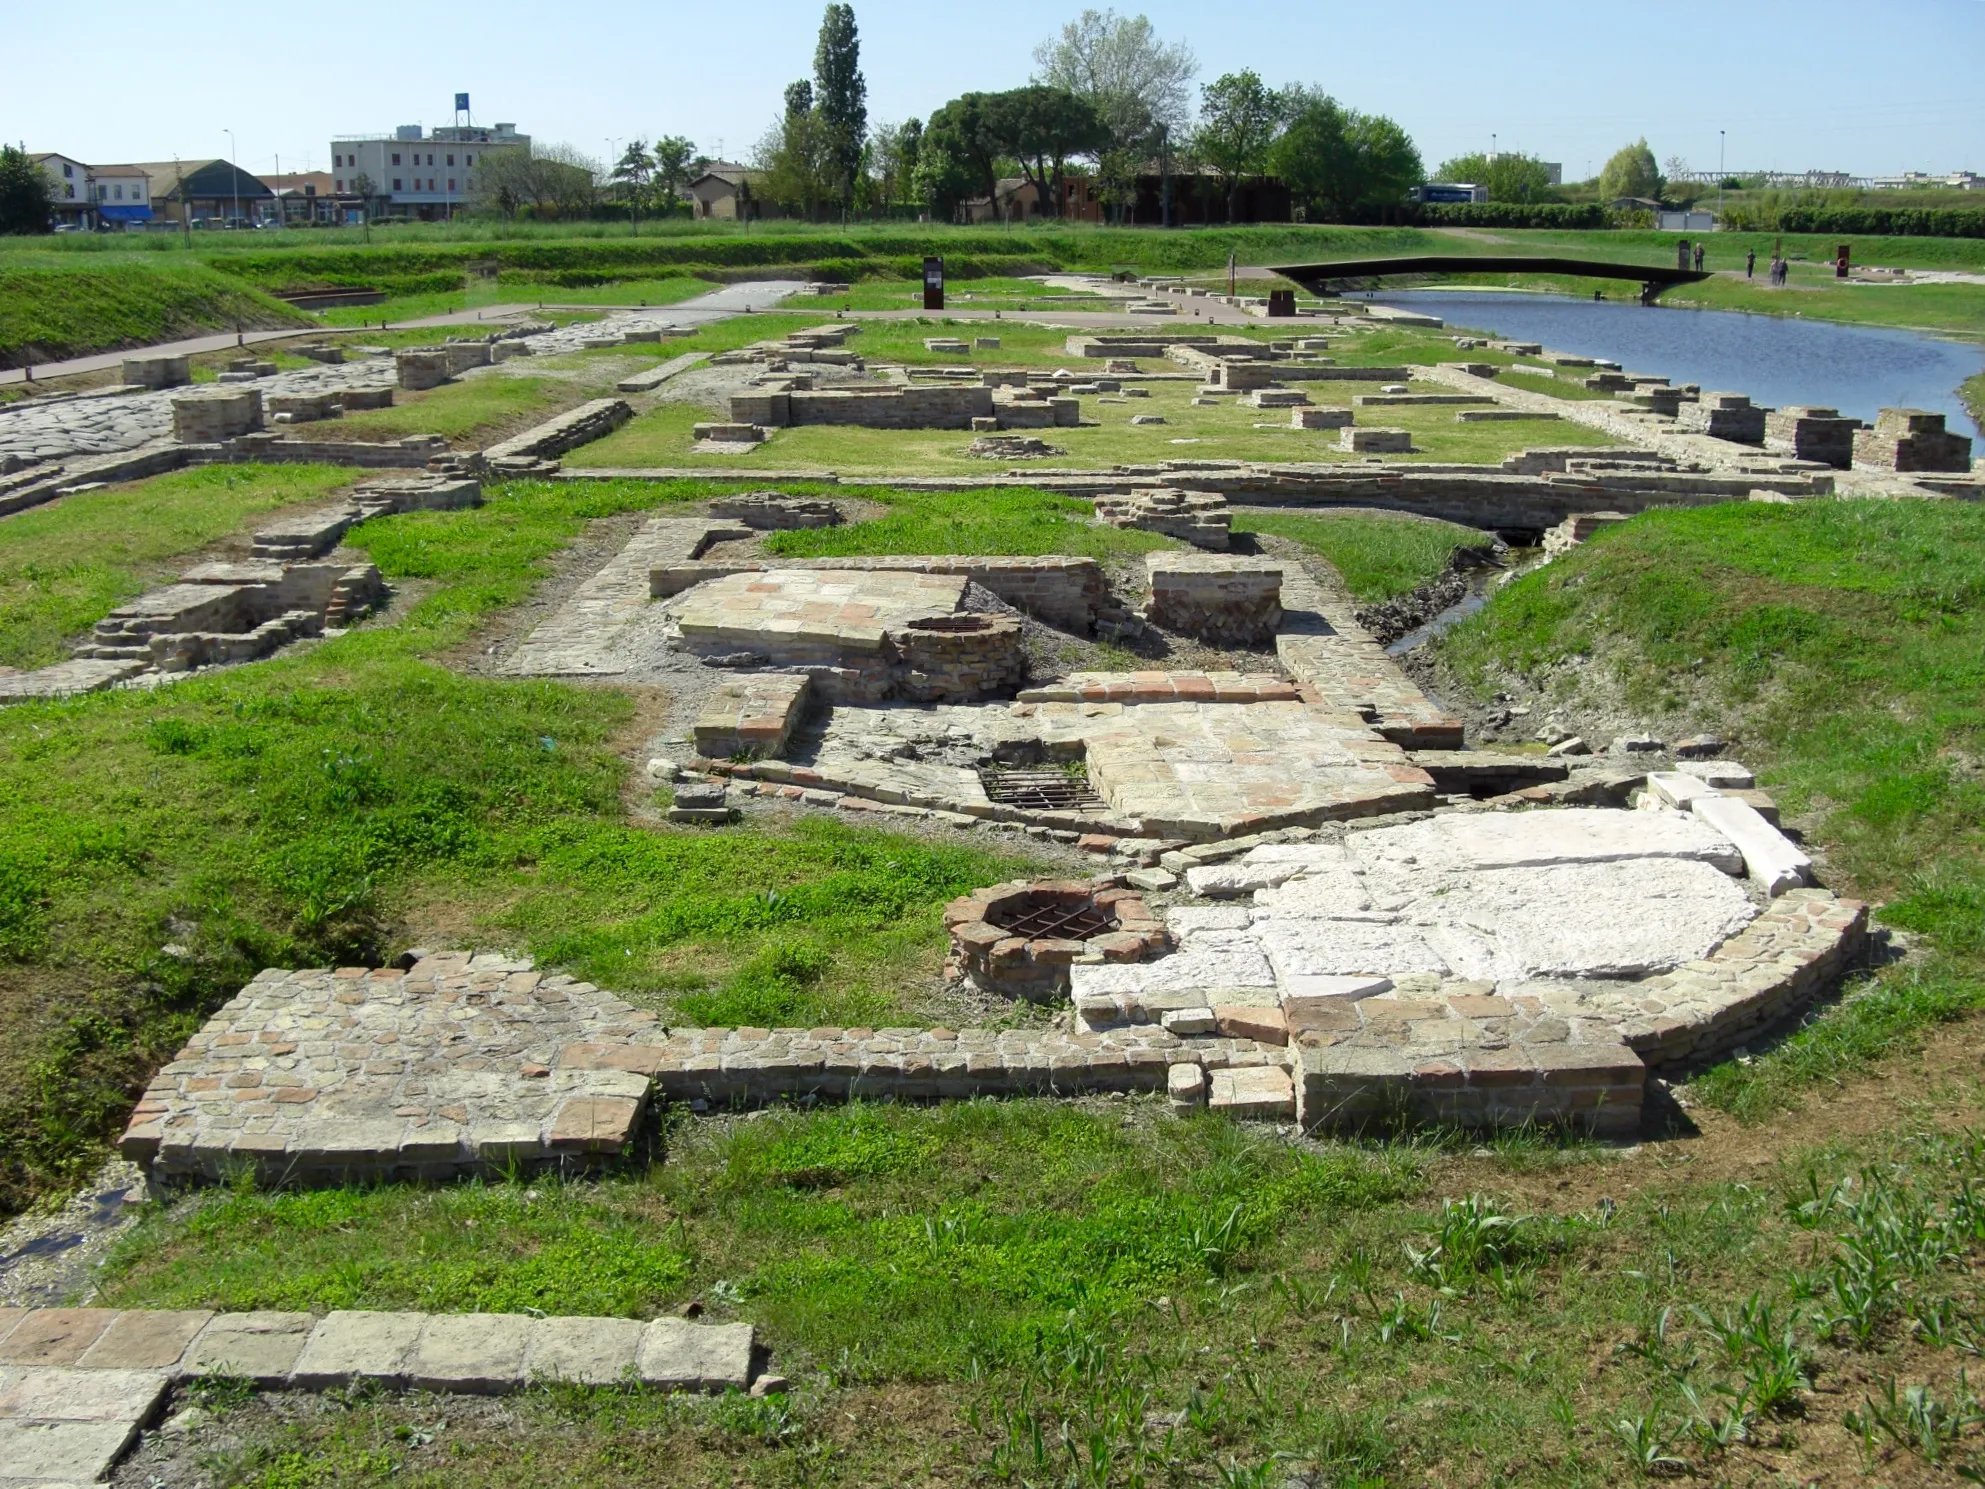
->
(1676, 393, 1766, 443)
(1093, 488, 1230, 550)
(708, 494, 842, 529)
(171, 389, 262, 443)
(738, 384, 995, 430)
(267, 391, 346, 425)
(220, 433, 447, 468)
(483, 398, 633, 461)
(395, 348, 455, 390)
(693, 672, 813, 759)
(1145, 554, 1282, 644)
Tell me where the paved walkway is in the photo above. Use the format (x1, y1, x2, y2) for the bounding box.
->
(0, 1304, 757, 1483)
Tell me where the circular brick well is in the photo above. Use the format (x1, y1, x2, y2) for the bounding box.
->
(945, 878, 1169, 1002)
(893, 613, 1026, 702)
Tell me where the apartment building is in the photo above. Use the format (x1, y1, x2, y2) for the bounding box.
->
(330, 121, 528, 220)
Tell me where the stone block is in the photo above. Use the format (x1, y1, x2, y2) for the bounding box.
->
(1292, 406, 1353, 430)
(0, 1364, 171, 1422)
(1208, 1066, 1296, 1119)
(636, 1319, 755, 1392)
(1215, 1005, 1288, 1045)
(76, 1311, 213, 1370)
(289, 1310, 427, 1389)
(1167, 1062, 1207, 1109)
(0, 1419, 140, 1483)
(1853, 408, 1973, 473)
(0, 1309, 116, 1365)
(526, 1315, 645, 1385)
(122, 354, 192, 389)
(1162, 1008, 1218, 1036)
(1143, 553, 1282, 645)
(406, 1314, 534, 1394)
(1690, 796, 1810, 895)
(178, 1311, 314, 1384)
(171, 389, 262, 443)
(1764, 405, 1857, 467)
(395, 348, 455, 391)
(1339, 426, 1411, 453)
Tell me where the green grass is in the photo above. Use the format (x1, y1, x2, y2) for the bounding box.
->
(574, 375, 1616, 474)
(761, 485, 1174, 561)
(88, 1089, 1985, 1482)
(1438, 499, 1985, 1113)
(1233, 510, 1487, 602)
(337, 371, 581, 442)
(1495, 367, 1621, 401)
(0, 464, 356, 668)
(0, 258, 310, 366)
(0, 474, 1035, 1215)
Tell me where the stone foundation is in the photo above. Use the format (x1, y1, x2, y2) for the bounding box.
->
(267, 391, 346, 425)
(894, 613, 1027, 702)
(395, 348, 455, 391)
(708, 494, 843, 529)
(122, 354, 191, 390)
(1291, 407, 1354, 430)
(1093, 487, 1231, 550)
(1676, 392, 1766, 443)
(251, 475, 482, 561)
(1144, 553, 1282, 644)
(1764, 406, 1859, 467)
(1853, 408, 1973, 473)
(655, 555, 1106, 634)
(735, 384, 996, 431)
(1339, 427, 1411, 454)
(485, 398, 633, 462)
(81, 560, 385, 669)
(693, 673, 813, 759)
(171, 389, 262, 443)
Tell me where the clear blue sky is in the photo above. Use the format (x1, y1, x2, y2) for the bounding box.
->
(10, 0, 1982, 181)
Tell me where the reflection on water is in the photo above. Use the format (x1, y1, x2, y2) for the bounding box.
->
(1371, 290, 1984, 439)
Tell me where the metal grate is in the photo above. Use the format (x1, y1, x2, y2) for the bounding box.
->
(979, 768, 1104, 812)
(986, 897, 1115, 942)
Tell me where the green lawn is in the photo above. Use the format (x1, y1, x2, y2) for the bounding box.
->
(574, 376, 1615, 473)
(1234, 509, 1487, 602)
(337, 372, 586, 443)
(1495, 368, 1621, 401)
(0, 474, 1036, 1216)
(0, 257, 309, 366)
(0, 464, 356, 669)
(1438, 498, 1985, 1118)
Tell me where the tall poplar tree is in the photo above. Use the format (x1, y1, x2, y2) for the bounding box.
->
(813, 4, 868, 214)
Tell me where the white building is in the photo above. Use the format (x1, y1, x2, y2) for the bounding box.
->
(330, 121, 528, 220)
(32, 153, 93, 228)
(90, 165, 153, 228)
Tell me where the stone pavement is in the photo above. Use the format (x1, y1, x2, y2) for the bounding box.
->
(0, 1305, 757, 1484)
(504, 517, 746, 675)
(673, 569, 970, 660)
(119, 953, 666, 1185)
(1273, 560, 1463, 749)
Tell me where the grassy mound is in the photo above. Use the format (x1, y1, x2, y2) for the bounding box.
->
(0, 257, 309, 367)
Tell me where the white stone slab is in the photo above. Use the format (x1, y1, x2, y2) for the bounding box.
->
(1068, 941, 1276, 999)
(1645, 771, 1720, 811)
(1184, 861, 1301, 897)
(0, 1365, 168, 1423)
(1349, 806, 1744, 875)
(0, 1419, 137, 1481)
(1423, 859, 1759, 980)
(1239, 844, 1354, 869)
(1250, 869, 1374, 918)
(1164, 905, 1254, 939)
(1677, 759, 1756, 789)
(1250, 918, 1450, 982)
(1281, 974, 1393, 1002)
(289, 1311, 426, 1389)
(1691, 796, 1810, 895)
(636, 1319, 754, 1392)
(525, 1316, 645, 1386)
(407, 1314, 534, 1394)
(1161, 1007, 1218, 1035)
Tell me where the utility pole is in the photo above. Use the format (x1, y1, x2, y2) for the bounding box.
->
(225, 128, 240, 225)
(274, 151, 281, 228)
(1718, 130, 1726, 219)
(175, 156, 190, 247)
(1159, 125, 1171, 229)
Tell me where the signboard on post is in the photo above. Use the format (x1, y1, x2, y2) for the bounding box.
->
(923, 255, 944, 311)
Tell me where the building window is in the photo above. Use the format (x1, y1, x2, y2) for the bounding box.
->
(63, 163, 74, 178)
(114, 184, 124, 200)
(391, 153, 401, 166)
(64, 184, 75, 199)
(336, 179, 344, 193)
(335, 154, 343, 168)
(392, 179, 401, 191)
(447, 179, 455, 192)
(466, 154, 474, 166)
(446, 154, 455, 166)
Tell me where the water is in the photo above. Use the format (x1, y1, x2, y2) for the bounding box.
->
(1384, 576, 1492, 657)
(1370, 290, 1984, 439)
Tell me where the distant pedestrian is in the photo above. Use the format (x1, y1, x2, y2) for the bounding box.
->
(1746, 248, 1756, 279)
(1694, 242, 1706, 272)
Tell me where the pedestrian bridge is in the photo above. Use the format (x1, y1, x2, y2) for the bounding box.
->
(1270, 256, 1712, 300)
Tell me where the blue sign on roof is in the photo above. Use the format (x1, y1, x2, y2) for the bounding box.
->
(98, 204, 154, 222)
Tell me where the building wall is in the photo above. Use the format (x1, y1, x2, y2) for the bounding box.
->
(37, 155, 92, 223)
(331, 126, 528, 218)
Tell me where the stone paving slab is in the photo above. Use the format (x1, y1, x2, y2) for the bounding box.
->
(673, 569, 968, 659)
(118, 953, 664, 1183)
(506, 518, 747, 676)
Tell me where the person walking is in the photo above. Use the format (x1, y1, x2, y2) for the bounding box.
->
(1746, 248, 1756, 279)
(1694, 242, 1706, 272)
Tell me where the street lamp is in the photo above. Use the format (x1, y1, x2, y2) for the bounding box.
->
(1718, 130, 1727, 219)
(224, 128, 239, 226)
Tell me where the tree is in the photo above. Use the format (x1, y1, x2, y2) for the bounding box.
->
(1434, 150, 1559, 202)
(988, 85, 1108, 218)
(466, 144, 598, 219)
(1599, 138, 1661, 203)
(651, 136, 698, 209)
(812, 3, 868, 214)
(1032, 9, 1197, 147)
(756, 105, 834, 219)
(611, 140, 655, 204)
(924, 93, 1004, 215)
(784, 80, 814, 120)
(1270, 90, 1422, 221)
(868, 119, 922, 211)
(0, 147, 54, 235)
(1193, 70, 1281, 222)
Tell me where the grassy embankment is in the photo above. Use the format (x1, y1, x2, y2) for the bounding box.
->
(1234, 510, 1487, 602)
(1439, 498, 1985, 1118)
(0, 256, 309, 367)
